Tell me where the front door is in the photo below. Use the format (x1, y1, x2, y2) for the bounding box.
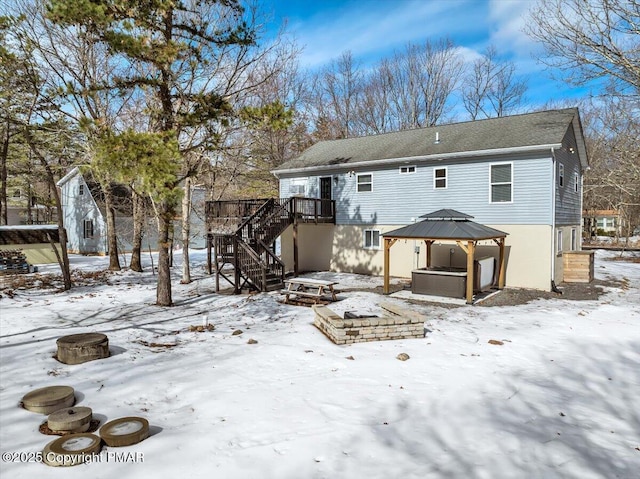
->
(320, 177, 332, 217)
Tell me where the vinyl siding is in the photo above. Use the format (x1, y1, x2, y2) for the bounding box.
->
(554, 127, 583, 226)
(280, 153, 554, 226)
(59, 174, 106, 254)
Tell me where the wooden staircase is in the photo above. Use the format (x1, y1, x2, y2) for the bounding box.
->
(206, 197, 335, 293)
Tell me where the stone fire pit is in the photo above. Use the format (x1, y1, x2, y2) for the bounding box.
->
(312, 302, 425, 345)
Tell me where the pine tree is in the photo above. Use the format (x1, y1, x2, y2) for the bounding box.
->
(47, 0, 255, 305)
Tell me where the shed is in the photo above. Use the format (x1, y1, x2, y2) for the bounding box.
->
(382, 209, 508, 304)
(0, 225, 64, 264)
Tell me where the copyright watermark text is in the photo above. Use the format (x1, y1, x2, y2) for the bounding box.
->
(2, 450, 144, 464)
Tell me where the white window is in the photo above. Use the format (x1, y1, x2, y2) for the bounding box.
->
(289, 178, 306, 196)
(399, 166, 416, 174)
(357, 174, 372, 192)
(434, 167, 447, 189)
(571, 228, 577, 250)
(363, 229, 380, 249)
(490, 163, 512, 203)
(557, 229, 563, 254)
(574, 173, 579, 193)
(79, 184, 85, 196)
(83, 219, 94, 239)
(558, 163, 565, 187)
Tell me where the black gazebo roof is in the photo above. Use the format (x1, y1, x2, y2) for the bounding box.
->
(383, 209, 508, 241)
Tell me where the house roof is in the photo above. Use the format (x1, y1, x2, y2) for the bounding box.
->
(273, 108, 587, 174)
(383, 210, 508, 241)
(56, 167, 80, 187)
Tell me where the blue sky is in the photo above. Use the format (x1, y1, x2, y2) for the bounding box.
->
(265, 0, 594, 110)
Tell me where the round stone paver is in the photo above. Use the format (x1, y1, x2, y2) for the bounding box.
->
(47, 406, 93, 433)
(22, 386, 75, 414)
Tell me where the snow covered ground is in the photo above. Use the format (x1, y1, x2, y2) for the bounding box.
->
(0, 250, 638, 478)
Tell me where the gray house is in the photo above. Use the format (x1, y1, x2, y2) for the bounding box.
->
(272, 108, 588, 291)
(57, 168, 207, 255)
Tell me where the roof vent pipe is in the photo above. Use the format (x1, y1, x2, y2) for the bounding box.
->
(434, 132, 440, 144)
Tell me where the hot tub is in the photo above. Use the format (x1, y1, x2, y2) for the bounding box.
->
(411, 267, 467, 298)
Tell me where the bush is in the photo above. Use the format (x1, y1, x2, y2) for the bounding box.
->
(596, 228, 615, 237)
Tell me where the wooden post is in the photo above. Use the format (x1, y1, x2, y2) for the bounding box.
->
(206, 234, 212, 275)
(213, 237, 220, 293)
(293, 222, 299, 276)
(496, 238, 506, 289)
(425, 240, 433, 268)
(233, 236, 240, 294)
(466, 240, 475, 304)
(383, 238, 397, 294)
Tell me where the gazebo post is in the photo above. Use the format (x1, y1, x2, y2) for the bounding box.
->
(425, 240, 433, 268)
(495, 238, 506, 289)
(293, 222, 299, 276)
(466, 240, 475, 304)
(383, 238, 397, 294)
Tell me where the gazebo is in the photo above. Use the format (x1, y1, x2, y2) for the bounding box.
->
(382, 209, 508, 304)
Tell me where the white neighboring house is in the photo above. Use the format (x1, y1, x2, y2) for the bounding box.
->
(57, 167, 107, 255)
(57, 168, 207, 255)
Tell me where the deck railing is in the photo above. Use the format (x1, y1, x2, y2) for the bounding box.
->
(206, 196, 334, 293)
(207, 197, 335, 227)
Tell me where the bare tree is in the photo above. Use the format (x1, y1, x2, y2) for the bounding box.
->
(2, 20, 74, 287)
(311, 51, 363, 139)
(14, 0, 128, 271)
(382, 39, 463, 129)
(582, 93, 640, 239)
(357, 64, 394, 135)
(462, 46, 527, 119)
(526, 0, 640, 94)
(418, 39, 464, 126)
(386, 50, 424, 129)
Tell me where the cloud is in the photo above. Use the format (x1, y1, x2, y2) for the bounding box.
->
(487, 0, 541, 56)
(287, 0, 488, 69)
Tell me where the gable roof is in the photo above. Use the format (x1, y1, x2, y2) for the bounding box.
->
(274, 108, 587, 175)
(383, 210, 508, 241)
(56, 167, 80, 187)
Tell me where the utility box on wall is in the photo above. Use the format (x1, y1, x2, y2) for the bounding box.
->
(563, 251, 595, 283)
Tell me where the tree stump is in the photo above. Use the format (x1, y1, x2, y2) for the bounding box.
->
(56, 333, 109, 365)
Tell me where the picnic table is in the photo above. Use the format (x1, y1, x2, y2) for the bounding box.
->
(280, 278, 338, 304)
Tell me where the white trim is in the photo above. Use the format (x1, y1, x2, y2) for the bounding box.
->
(558, 162, 565, 188)
(289, 177, 307, 196)
(56, 167, 80, 186)
(357, 173, 373, 193)
(433, 166, 447, 189)
(557, 228, 563, 254)
(363, 229, 381, 249)
(272, 143, 561, 177)
(399, 165, 416, 174)
(551, 148, 557, 282)
(489, 162, 513, 204)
